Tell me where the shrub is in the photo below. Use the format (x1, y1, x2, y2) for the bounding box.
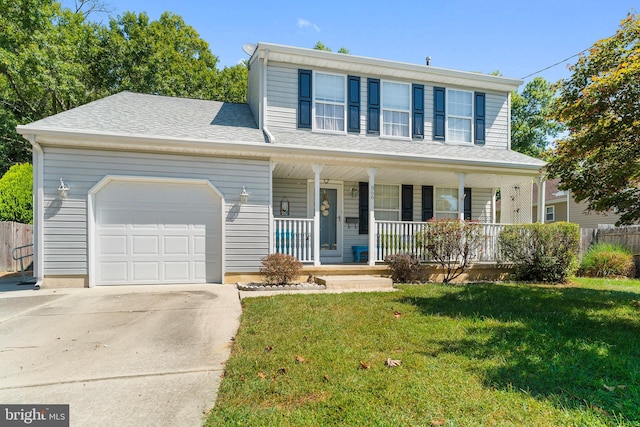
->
(579, 243, 635, 278)
(0, 163, 33, 224)
(384, 253, 421, 283)
(416, 219, 483, 284)
(498, 222, 579, 283)
(260, 253, 303, 285)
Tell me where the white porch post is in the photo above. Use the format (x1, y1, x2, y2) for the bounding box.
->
(458, 173, 466, 220)
(312, 164, 322, 266)
(269, 162, 276, 253)
(537, 177, 546, 223)
(367, 167, 376, 266)
(491, 188, 497, 224)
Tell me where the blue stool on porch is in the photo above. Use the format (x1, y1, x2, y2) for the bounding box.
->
(352, 245, 369, 263)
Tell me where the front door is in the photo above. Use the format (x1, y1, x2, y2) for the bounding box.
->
(308, 182, 343, 261)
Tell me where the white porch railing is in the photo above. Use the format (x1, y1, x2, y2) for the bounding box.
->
(375, 220, 505, 262)
(273, 218, 315, 263)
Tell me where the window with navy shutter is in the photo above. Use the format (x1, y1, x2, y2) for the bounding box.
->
(464, 188, 472, 220)
(367, 78, 380, 134)
(402, 185, 413, 221)
(412, 84, 424, 139)
(433, 87, 445, 140)
(421, 186, 434, 221)
(348, 76, 360, 133)
(359, 182, 369, 234)
(298, 69, 312, 129)
(474, 92, 485, 145)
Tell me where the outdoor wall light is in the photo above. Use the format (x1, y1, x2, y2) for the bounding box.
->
(240, 186, 249, 204)
(350, 186, 359, 199)
(58, 178, 69, 198)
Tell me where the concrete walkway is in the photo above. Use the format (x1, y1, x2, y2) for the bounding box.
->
(0, 282, 241, 427)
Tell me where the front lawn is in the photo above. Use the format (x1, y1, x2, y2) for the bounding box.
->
(207, 279, 640, 426)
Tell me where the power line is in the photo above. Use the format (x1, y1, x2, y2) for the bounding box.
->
(520, 47, 590, 80)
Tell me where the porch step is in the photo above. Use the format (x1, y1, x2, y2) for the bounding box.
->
(315, 275, 393, 290)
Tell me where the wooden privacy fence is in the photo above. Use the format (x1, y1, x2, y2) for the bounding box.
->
(580, 225, 640, 255)
(0, 221, 33, 271)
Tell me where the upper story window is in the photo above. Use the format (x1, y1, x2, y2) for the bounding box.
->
(447, 89, 473, 143)
(382, 81, 410, 138)
(314, 73, 346, 132)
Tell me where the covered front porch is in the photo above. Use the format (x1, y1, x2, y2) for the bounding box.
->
(268, 156, 546, 267)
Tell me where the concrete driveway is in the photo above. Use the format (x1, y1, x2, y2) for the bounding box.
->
(0, 281, 241, 426)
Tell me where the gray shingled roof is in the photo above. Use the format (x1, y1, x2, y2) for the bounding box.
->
(22, 91, 544, 170)
(22, 91, 267, 143)
(270, 129, 546, 169)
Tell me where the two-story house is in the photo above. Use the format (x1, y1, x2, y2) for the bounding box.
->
(18, 43, 545, 288)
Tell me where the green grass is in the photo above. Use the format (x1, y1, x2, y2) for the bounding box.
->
(207, 279, 640, 426)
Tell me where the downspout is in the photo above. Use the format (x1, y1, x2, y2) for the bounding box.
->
(261, 48, 275, 143)
(28, 134, 44, 289)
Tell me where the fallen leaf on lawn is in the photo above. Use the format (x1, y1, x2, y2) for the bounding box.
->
(385, 358, 401, 367)
(393, 311, 402, 318)
(257, 372, 266, 379)
(604, 384, 627, 391)
(359, 361, 370, 370)
(264, 346, 273, 352)
(278, 368, 287, 375)
(296, 355, 308, 363)
(631, 300, 640, 307)
(323, 374, 330, 382)
(430, 419, 445, 426)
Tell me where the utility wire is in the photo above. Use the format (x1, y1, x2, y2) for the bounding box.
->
(520, 47, 590, 79)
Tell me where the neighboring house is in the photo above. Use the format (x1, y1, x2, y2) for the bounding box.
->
(531, 178, 624, 228)
(17, 42, 545, 288)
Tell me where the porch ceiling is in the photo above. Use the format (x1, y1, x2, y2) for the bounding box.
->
(273, 161, 537, 189)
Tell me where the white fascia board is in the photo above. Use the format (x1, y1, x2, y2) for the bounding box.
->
(254, 42, 523, 93)
(18, 127, 543, 176)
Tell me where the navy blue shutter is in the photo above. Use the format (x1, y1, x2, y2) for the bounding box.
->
(348, 76, 360, 133)
(433, 87, 445, 140)
(464, 188, 472, 220)
(298, 69, 312, 129)
(359, 182, 369, 234)
(402, 185, 413, 221)
(422, 186, 434, 221)
(367, 78, 380, 134)
(412, 84, 424, 139)
(474, 92, 485, 145)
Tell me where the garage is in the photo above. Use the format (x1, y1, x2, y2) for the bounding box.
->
(92, 178, 223, 285)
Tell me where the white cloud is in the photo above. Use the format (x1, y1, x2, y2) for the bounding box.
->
(297, 18, 320, 32)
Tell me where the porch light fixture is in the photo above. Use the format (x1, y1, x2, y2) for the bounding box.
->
(58, 178, 69, 199)
(240, 186, 249, 204)
(350, 186, 359, 199)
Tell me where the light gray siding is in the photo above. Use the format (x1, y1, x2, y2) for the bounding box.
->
(472, 188, 494, 223)
(485, 92, 509, 149)
(247, 57, 263, 126)
(272, 178, 309, 218)
(42, 147, 271, 276)
(266, 63, 298, 130)
(568, 196, 621, 228)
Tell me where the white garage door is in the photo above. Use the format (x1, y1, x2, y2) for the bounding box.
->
(95, 180, 222, 285)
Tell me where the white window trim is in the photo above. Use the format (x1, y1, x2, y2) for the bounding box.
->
(374, 183, 401, 220)
(380, 80, 412, 140)
(312, 71, 347, 135)
(445, 88, 474, 144)
(434, 187, 459, 219)
(546, 205, 555, 222)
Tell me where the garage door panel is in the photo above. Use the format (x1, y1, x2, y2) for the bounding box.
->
(132, 235, 160, 255)
(164, 235, 189, 255)
(95, 180, 222, 285)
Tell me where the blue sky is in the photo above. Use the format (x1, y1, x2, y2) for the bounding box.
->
(66, 0, 637, 87)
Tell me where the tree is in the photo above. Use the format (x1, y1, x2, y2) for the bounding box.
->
(0, 163, 33, 223)
(510, 77, 563, 158)
(313, 41, 349, 54)
(546, 14, 640, 225)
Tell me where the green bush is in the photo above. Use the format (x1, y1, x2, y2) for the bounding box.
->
(384, 253, 421, 283)
(417, 219, 483, 284)
(260, 253, 303, 285)
(579, 243, 635, 278)
(0, 163, 33, 224)
(498, 222, 579, 283)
